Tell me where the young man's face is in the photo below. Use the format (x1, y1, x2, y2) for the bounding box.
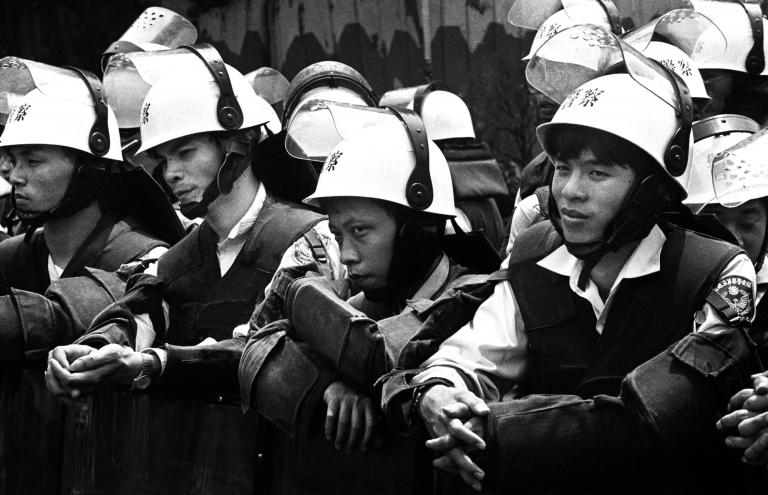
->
(702, 199, 768, 264)
(7, 144, 77, 213)
(153, 133, 223, 209)
(324, 197, 398, 292)
(551, 149, 637, 245)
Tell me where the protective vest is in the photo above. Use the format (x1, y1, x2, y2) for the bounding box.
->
(507, 221, 741, 397)
(156, 195, 324, 346)
(0, 213, 166, 296)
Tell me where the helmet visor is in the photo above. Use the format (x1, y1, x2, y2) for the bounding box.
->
(285, 100, 398, 161)
(103, 7, 197, 56)
(712, 127, 768, 207)
(612, 0, 694, 26)
(508, 0, 617, 30)
(622, 9, 726, 61)
(0, 57, 91, 123)
(246, 67, 290, 105)
(115, 48, 210, 85)
(526, 24, 680, 111)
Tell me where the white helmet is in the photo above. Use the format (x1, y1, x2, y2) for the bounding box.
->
(683, 114, 763, 207)
(103, 47, 212, 130)
(380, 83, 476, 140)
(304, 123, 455, 217)
(137, 49, 280, 153)
(282, 61, 377, 123)
(538, 73, 691, 195)
(691, 0, 768, 75)
(0, 62, 122, 161)
(529, 25, 694, 195)
(421, 90, 475, 140)
(641, 41, 709, 100)
(101, 7, 197, 68)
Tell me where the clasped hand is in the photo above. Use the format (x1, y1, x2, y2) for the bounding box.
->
(717, 371, 768, 467)
(45, 343, 144, 404)
(418, 385, 490, 491)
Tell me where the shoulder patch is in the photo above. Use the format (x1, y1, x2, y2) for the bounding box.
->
(714, 276, 754, 322)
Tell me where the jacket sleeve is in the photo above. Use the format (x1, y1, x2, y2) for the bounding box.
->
(143, 336, 246, 402)
(239, 317, 339, 436)
(75, 271, 166, 349)
(0, 268, 126, 363)
(481, 326, 763, 491)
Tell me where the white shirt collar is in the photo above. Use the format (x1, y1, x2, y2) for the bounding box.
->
(537, 224, 666, 284)
(220, 183, 266, 245)
(536, 225, 666, 333)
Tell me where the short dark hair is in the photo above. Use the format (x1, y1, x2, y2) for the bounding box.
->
(543, 125, 658, 176)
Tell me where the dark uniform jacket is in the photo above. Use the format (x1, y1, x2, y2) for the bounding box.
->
(478, 222, 763, 493)
(239, 255, 480, 436)
(0, 213, 166, 363)
(77, 195, 325, 402)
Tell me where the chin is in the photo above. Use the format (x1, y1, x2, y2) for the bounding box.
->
(562, 231, 600, 245)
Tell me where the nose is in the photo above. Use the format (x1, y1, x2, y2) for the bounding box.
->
(339, 238, 360, 267)
(559, 170, 587, 202)
(163, 157, 183, 185)
(9, 160, 25, 187)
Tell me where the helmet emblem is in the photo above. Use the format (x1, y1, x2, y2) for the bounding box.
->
(659, 58, 692, 78)
(13, 103, 30, 122)
(562, 88, 604, 109)
(324, 150, 343, 172)
(141, 102, 151, 124)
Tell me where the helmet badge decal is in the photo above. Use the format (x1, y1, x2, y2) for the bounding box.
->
(12, 103, 30, 122)
(141, 102, 150, 125)
(324, 150, 342, 172)
(561, 87, 604, 109)
(658, 58, 692, 78)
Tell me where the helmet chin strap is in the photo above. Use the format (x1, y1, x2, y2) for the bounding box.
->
(363, 212, 444, 306)
(11, 164, 104, 242)
(178, 127, 262, 220)
(548, 173, 674, 290)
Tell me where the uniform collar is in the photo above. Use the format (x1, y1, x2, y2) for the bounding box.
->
(221, 182, 266, 244)
(538, 224, 666, 284)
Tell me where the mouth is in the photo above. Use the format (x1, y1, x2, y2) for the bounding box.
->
(561, 208, 589, 220)
(173, 188, 194, 202)
(347, 273, 367, 283)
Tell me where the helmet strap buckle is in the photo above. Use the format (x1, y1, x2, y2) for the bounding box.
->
(386, 107, 434, 210)
(65, 67, 111, 157)
(740, 1, 765, 75)
(656, 64, 692, 177)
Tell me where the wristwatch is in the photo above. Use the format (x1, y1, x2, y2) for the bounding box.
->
(131, 352, 158, 391)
